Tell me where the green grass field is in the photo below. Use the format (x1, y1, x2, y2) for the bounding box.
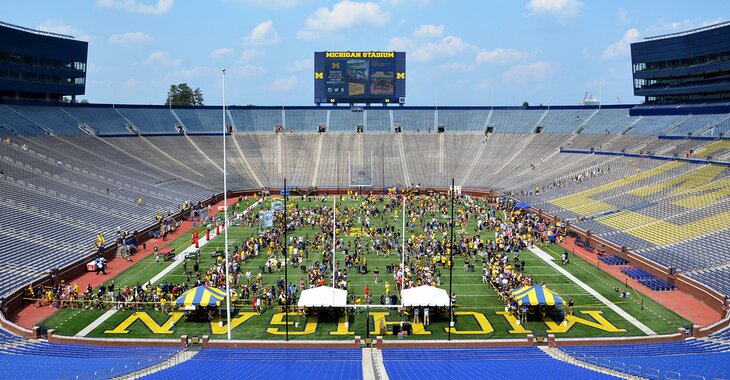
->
(40, 196, 690, 340)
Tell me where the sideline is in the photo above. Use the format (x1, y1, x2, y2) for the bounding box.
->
(528, 246, 656, 335)
(75, 200, 262, 337)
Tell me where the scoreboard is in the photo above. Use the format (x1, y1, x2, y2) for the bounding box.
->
(314, 51, 406, 104)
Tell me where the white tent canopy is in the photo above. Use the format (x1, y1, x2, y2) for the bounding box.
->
(401, 285, 450, 307)
(298, 286, 347, 307)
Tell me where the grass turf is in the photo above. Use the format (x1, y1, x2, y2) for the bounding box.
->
(41, 196, 690, 340)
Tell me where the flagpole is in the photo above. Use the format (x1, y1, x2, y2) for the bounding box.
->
(332, 196, 336, 288)
(222, 68, 232, 340)
(400, 191, 405, 306)
(448, 178, 455, 341)
(283, 178, 289, 341)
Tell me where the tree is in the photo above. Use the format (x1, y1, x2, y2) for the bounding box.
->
(79, 99, 90, 104)
(165, 83, 204, 106)
(522, 101, 529, 107)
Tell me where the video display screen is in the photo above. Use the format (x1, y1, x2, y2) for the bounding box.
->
(314, 51, 405, 104)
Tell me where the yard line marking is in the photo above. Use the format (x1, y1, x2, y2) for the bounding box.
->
(528, 246, 656, 335)
(75, 309, 117, 337)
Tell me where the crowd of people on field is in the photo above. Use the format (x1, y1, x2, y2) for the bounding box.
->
(26, 192, 569, 322)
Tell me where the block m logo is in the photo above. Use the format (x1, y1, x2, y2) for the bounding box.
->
(396, 72, 405, 79)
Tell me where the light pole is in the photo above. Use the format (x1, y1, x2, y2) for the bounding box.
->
(222, 68, 232, 340)
(448, 178, 455, 341)
(283, 178, 289, 341)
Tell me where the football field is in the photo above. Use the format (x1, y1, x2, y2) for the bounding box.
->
(41, 195, 690, 340)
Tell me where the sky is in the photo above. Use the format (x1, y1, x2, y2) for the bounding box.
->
(1, 0, 725, 106)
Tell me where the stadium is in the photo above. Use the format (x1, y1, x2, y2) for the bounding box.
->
(1, 4, 730, 380)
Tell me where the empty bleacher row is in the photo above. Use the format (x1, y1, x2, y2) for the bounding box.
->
(0, 134, 215, 301)
(686, 265, 730, 298)
(2, 103, 730, 137)
(0, 328, 181, 380)
(711, 326, 730, 342)
(558, 339, 730, 380)
(519, 158, 730, 291)
(598, 254, 629, 266)
(619, 267, 676, 291)
(143, 347, 363, 379)
(382, 347, 619, 379)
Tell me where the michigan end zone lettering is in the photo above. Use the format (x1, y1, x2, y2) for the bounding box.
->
(102, 310, 626, 336)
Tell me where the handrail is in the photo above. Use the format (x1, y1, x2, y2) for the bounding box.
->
(643, 21, 730, 41)
(0, 20, 76, 39)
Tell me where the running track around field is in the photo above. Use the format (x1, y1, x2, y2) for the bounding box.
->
(559, 239, 721, 326)
(9, 199, 235, 329)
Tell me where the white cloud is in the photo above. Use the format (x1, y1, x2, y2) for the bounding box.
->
(265, 75, 300, 92)
(37, 21, 94, 41)
(225, 0, 300, 7)
(163, 66, 209, 82)
(95, 0, 174, 14)
(122, 79, 140, 88)
(601, 28, 640, 59)
(412, 36, 474, 61)
(141, 51, 181, 66)
(239, 49, 265, 62)
(474, 78, 492, 92)
(211, 48, 234, 59)
(503, 61, 556, 83)
(438, 63, 475, 71)
(412, 24, 443, 39)
(108, 32, 154, 47)
(297, 0, 389, 40)
(230, 64, 266, 77)
(476, 48, 530, 65)
(388, 25, 475, 62)
(526, 0, 583, 24)
(381, 0, 431, 6)
(246, 20, 281, 46)
(287, 58, 314, 72)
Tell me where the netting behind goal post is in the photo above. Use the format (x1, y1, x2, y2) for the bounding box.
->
(349, 148, 374, 188)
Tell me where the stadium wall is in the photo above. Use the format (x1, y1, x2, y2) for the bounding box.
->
(45, 330, 187, 347)
(549, 331, 686, 347)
